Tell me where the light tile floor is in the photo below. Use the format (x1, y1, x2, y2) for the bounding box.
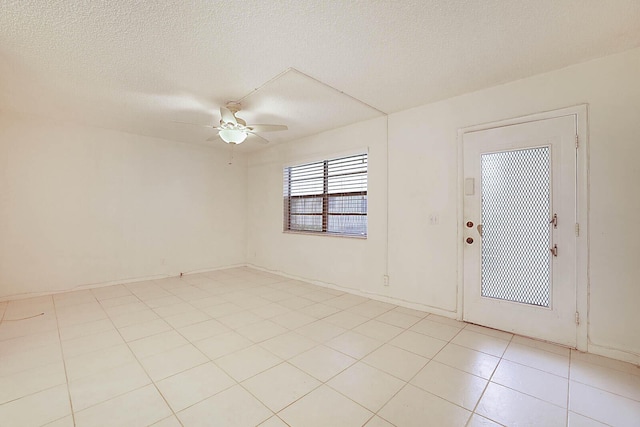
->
(0, 267, 639, 426)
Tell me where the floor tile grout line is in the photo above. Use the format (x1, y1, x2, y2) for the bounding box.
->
(158, 274, 420, 412)
(167, 280, 339, 421)
(0, 381, 72, 408)
(366, 374, 425, 425)
(381, 324, 477, 422)
(505, 342, 640, 405)
(473, 336, 594, 425)
(97, 298, 188, 427)
(424, 345, 498, 382)
(47, 274, 375, 423)
(566, 349, 573, 427)
(68, 383, 155, 416)
(234, 360, 314, 423)
(289, 311, 463, 425)
(443, 339, 510, 360)
(565, 406, 615, 427)
(141, 280, 290, 416)
(466, 330, 515, 426)
(569, 379, 640, 404)
(571, 350, 640, 381)
(361, 413, 378, 427)
(289, 345, 358, 384)
(0, 334, 61, 369)
(4, 269, 637, 426)
(201, 288, 395, 423)
(486, 370, 571, 410)
(477, 369, 570, 411)
(51, 296, 78, 427)
(569, 348, 640, 378)
(498, 355, 570, 379)
(140, 290, 272, 423)
(357, 350, 428, 383)
(275, 373, 373, 422)
(155, 367, 236, 420)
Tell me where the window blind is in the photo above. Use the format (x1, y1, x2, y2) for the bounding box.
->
(283, 153, 368, 237)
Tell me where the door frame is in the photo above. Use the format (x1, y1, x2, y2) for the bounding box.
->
(456, 105, 589, 351)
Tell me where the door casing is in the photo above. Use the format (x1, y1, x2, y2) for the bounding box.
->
(457, 105, 589, 351)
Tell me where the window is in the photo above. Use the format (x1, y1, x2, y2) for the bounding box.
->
(283, 153, 367, 237)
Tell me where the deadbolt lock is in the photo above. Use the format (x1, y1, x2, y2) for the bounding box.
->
(466, 237, 474, 244)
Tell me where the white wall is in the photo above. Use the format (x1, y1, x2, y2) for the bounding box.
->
(0, 112, 247, 299)
(247, 118, 388, 296)
(247, 47, 640, 362)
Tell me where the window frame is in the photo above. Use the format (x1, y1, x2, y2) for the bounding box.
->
(283, 153, 368, 238)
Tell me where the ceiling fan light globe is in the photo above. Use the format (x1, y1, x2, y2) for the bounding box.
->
(219, 129, 248, 144)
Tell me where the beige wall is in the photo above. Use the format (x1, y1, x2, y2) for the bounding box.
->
(247, 47, 640, 363)
(0, 112, 247, 299)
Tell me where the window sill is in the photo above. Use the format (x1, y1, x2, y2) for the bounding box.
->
(283, 230, 367, 240)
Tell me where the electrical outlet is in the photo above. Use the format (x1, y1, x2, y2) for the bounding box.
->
(383, 275, 390, 286)
(429, 214, 439, 225)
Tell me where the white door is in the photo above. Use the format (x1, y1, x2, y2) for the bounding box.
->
(463, 116, 578, 347)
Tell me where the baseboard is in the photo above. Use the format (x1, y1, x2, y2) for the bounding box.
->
(248, 264, 640, 367)
(588, 342, 640, 366)
(5, 262, 638, 368)
(246, 263, 459, 320)
(0, 263, 246, 303)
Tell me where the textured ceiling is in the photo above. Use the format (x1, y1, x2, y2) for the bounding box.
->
(1, 0, 640, 150)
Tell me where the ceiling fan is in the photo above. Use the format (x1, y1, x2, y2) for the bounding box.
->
(194, 102, 288, 145)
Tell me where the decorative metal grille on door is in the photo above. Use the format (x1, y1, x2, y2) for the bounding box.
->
(481, 147, 551, 307)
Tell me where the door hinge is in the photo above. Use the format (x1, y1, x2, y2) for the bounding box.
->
(575, 223, 580, 237)
(575, 134, 579, 148)
(575, 311, 580, 325)
(550, 244, 558, 257)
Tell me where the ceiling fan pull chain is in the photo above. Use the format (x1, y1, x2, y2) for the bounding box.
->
(228, 143, 234, 165)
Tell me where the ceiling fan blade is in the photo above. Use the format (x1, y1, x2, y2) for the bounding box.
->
(220, 107, 237, 125)
(206, 135, 219, 142)
(247, 124, 288, 133)
(247, 131, 270, 144)
(170, 120, 213, 128)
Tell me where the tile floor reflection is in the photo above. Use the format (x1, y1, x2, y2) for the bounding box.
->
(0, 268, 639, 426)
